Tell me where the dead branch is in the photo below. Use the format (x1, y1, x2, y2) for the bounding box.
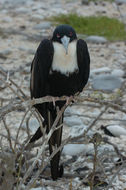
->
(103, 138, 125, 160)
(18, 103, 69, 189)
(24, 135, 71, 190)
(0, 77, 25, 102)
(69, 106, 108, 143)
(14, 108, 31, 149)
(2, 118, 15, 154)
(106, 161, 126, 190)
(0, 69, 27, 98)
(1, 95, 126, 122)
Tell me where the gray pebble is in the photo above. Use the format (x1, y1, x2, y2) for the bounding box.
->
(0, 50, 11, 59)
(0, 49, 11, 56)
(30, 14, 44, 22)
(81, 0, 89, 5)
(115, 0, 126, 5)
(23, 118, 39, 133)
(2, 16, 12, 23)
(15, 7, 28, 14)
(85, 35, 107, 44)
(63, 144, 94, 156)
(33, 22, 52, 30)
(111, 69, 124, 77)
(19, 46, 35, 55)
(92, 74, 122, 91)
(64, 115, 84, 127)
(91, 67, 111, 77)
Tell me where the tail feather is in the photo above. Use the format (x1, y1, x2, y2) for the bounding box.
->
(48, 104, 63, 180)
(49, 123, 63, 180)
(28, 102, 64, 180)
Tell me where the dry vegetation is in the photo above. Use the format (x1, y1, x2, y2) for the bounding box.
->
(0, 70, 126, 190)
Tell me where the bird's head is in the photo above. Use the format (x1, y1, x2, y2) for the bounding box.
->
(52, 24, 77, 54)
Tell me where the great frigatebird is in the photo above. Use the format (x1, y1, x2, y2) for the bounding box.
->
(29, 24, 90, 180)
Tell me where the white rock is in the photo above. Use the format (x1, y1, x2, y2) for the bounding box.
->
(16, 7, 28, 14)
(23, 118, 40, 133)
(115, 0, 126, 4)
(64, 115, 84, 127)
(2, 16, 12, 23)
(111, 69, 124, 77)
(104, 125, 126, 137)
(85, 35, 107, 44)
(91, 67, 111, 76)
(70, 125, 93, 137)
(0, 49, 11, 56)
(31, 14, 44, 22)
(92, 74, 122, 91)
(19, 46, 35, 54)
(63, 144, 93, 156)
(31, 188, 46, 190)
(34, 22, 51, 30)
(98, 144, 114, 153)
(65, 105, 84, 115)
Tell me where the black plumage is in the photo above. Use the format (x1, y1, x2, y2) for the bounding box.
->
(29, 24, 90, 180)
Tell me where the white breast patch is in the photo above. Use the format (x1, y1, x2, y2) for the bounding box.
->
(52, 40, 78, 75)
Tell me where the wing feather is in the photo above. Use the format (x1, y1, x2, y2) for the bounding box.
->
(77, 39, 90, 92)
(30, 39, 54, 98)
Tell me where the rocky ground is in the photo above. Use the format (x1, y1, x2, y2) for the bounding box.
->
(0, 0, 126, 190)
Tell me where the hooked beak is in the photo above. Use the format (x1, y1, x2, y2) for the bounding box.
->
(61, 35, 70, 54)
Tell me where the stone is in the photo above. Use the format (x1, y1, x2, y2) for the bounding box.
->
(101, 125, 126, 137)
(64, 115, 84, 127)
(92, 74, 122, 91)
(23, 118, 40, 133)
(15, 7, 28, 14)
(0, 66, 14, 76)
(31, 188, 46, 190)
(63, 144, 94, 156)
(0, 50, 11, 59)
(4, 0, 31, 5)
(70, 125, 93, 138)
(81, 0, 89, 5)
(19, 46, 35, 55)
(85, 35, 107, 44)
(0, 49, 11, 56)
(65, 105, 85, 116)
(30, 14, 44, 22)
(33, 22, 52, 30)
(90, 67, 111, 77)
(111, 69, 124, 77)
(115, 0, 126, 5)
(2, 17, 12, 23)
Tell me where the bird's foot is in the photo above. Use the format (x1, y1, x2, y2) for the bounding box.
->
(66, 96, 74, 106)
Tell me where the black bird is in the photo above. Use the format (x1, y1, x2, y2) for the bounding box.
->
(29, 24, 90, 180)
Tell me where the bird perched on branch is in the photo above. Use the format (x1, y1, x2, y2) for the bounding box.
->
(29, 24, 90, 180)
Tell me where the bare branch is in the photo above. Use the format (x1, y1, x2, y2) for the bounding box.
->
(14, 108, 30, 149)
(2, 118, 15, 154)
(0, 77, 25, 102)
(69, 106, 108, 143)
(1, 95, 126, 122)
(18, 103, 68, 189)
(0, 69, 27, 98)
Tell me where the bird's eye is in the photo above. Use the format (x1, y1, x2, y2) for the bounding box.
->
(57, 34, 60, 38)
(69, 32, 73, 36)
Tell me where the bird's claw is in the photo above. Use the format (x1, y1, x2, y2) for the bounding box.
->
(66, 96, 74, 106)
